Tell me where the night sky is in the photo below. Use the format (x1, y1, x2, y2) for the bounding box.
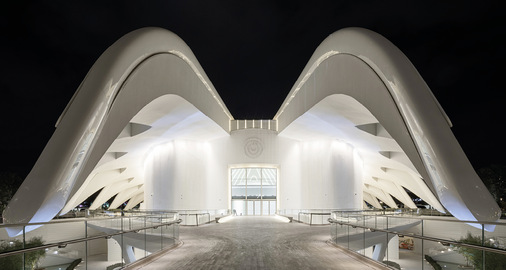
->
(1, 1, 505, 178)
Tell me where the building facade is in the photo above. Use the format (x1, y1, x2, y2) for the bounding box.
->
(3, 27, 500, 234)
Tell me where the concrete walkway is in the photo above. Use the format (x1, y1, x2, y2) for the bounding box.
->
(127, 216, 389, 270)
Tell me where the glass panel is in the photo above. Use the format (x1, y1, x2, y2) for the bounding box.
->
(269, 201, 276, 215)
(0, 254, 23, 270)
(232, 200, 246, 216)
(254, 201, 261, 216)
(247, 168, 261, 186)
(88, 237, 109, 269)
(161, 223, 176, 250)
(231, 168, 246, 185)
(262, 168, 276, 185)
(31, 242, 85, 270)
(484, 250, 506, 269)
(146, 223, 162, 257)
(28, 221, 87, 247)
(262, 201, 269, 215)
(247, 201, 254, 215)
(482, 223, 506, 269)
(246, 186, 261, 199)
(262, 186, 276, 199)
(335, 224, 349, 248)
(347, 225, 365, 252)
(231, 185, 246, 199)
(231, 168, 246, 200)
(173, 222, 179, 240)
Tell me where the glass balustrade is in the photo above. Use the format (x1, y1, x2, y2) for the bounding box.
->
(329, 209, 506, 270)
(276, 209, 335, 225)
(177, 209, 230, 226)
(4, 207, 503, 269)
(0, 210, 180, 270)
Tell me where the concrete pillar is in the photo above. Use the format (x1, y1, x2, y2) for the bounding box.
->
(372, 243, 386, 261)
(107, 238, 122, 262)
(387, 235, 399, 260)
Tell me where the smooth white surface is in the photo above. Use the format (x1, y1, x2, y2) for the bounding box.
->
(280, 94, 443, 211)
(3, 27, 231, 231)
(275, 27, 500, 225)
(144, 129, 364, 211)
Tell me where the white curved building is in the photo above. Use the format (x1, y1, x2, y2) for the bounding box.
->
(3, 27, 500, 233)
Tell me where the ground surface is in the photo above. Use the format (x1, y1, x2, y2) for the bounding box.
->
(129, 216, 389, 270)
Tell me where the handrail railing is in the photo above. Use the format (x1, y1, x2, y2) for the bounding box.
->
(179, 213, 210, 226)
(331, 209, 506, 225)
(0, 209, 181, 269)
(328, 218, 506, 256)
(176, 209, 230, 226)
(277, 209, 336, 225)
(329, 210, 506, 269)
(332, 208, 451, 216)
(0, 219, 181, 259)
(298, 212, 331, 225)
(0, 213, 177, 228)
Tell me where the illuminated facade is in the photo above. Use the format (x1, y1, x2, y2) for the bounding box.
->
(3, 27, 500, 234)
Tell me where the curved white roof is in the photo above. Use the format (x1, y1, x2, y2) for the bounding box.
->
(275, 27, 500, 228)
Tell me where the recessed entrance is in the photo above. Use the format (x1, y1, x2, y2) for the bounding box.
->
(231, 167, 277, 216)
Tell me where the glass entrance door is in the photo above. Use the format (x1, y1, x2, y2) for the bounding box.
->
(231, 167, 277, 216)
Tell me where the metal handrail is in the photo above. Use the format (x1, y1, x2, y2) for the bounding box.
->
(0, 219, 182, 259)
(332, 211, 506, 226)
(298, 212, 331, 225)
(1, 211, 178, 228)
(332, 208, 452, 217)
(179, 212, 211, 226)
(175, 209, 229, 214)
(328, 218, 506, 256)
(0, 215, 175, 228)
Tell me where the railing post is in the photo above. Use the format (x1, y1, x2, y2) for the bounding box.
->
(482, 223, 485, 270)
(347, 223, 350, 249)
(386, 217, 389, 261)
(421, 220, 424, 270)
(363, 217, 366, 255)
(85, 220, 88, 270)
(23, 226, 26, 270)
(334, 221, 338, 244)
(144, 215, 147, 258)
(160, 213, 163, 251)
(121, 215, 124, 266)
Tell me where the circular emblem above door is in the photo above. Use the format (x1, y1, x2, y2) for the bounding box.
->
(244, 137, 263, 158)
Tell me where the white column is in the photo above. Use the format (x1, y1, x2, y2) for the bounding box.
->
(387, 235, 399, 260)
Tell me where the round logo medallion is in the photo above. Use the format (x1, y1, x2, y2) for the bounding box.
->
(244, 137, 263, 158)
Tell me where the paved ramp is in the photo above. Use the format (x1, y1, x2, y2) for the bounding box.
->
(128, 216, 389, 270)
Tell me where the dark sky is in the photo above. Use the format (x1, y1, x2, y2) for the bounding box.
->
(1, 1, 505, 178)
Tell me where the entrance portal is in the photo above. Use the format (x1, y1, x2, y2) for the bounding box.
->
(231, 167, 277, 216)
